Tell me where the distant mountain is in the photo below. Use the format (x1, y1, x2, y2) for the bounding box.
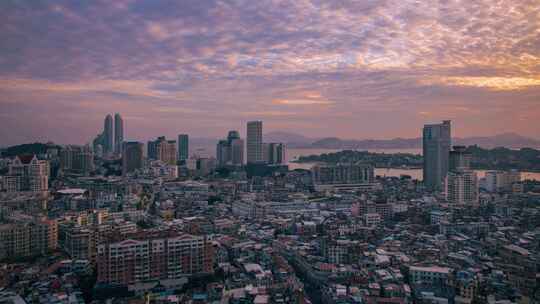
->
(1, 142, 60, 157)
(301, 133, 540, 150)
(264, 131, 316, 146)
(310, 137, 420, 149)
(453, 133, 540, 149)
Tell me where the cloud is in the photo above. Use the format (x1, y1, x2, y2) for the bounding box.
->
(272, 99, 334, 105)
(423, 76, 540, 91)
(0, 0, 539, 144)
(0, 78, 182, 99)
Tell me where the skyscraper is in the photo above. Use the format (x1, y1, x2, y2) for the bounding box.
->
(423, 120, 451, 191)
(178, 134, 189, 161)
(264, 143, 286, 165)
(157, 139, 177, 165)
(147, 137, 163, 160)
(216, 130, 244, 167)
(114, 113, 124, 155)
(122, 142, 144, 175)
(247, 121, 263, 164)
(227, 130, 240, 142)
(104, 114, 114, 154)
(230, 138, 244, 166)
(216, 140, 230, 167)
(227, 130, 244, 166)
(147, 136, 176, 164)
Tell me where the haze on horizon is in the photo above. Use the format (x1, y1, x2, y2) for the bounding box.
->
(1, 0, 539, 146)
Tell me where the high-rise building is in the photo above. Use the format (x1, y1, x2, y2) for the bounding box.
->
(156, 138, 177, 165)
(114, 113, 124, 155)
(147, 137, 162, 160)
(6, 155, 49, 193)
(60, 145, 94, 176)
(446, 171, 478, 205)
(445, 146, 478, 204)
(148, 136, 176, 164)
(122, 142, 144, 175)
(264, 142, 286, 165)
(228, 130, 244, 166)
(216, 140, 230, 167)
(423, 120, 451, 191)
(0, 217, 57, 260)
(449, 145, 471, 172)
(216, 130, 244, 167)
(247, 121, 263, 164)
(59, 224, 94, 261)
(178, 134, 189, 161)
(197, 157, 217, 176)
(92, 133, 105, 157)
(227, 130, 240, 141)
(485, 170, 521, 192)
(92, 113, 124, 157)
(104, 114, 114, 154)
(230, 138, 244, 166)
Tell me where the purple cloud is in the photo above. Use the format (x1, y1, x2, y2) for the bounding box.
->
(0, 0, 539, 145)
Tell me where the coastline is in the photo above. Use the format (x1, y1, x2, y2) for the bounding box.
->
(290, 161, 540, 173)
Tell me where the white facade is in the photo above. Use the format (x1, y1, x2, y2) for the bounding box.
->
(445, 171, 478, 205)
(485, 170, 521, 192)
(363, 213, 381, 227)
(6, 155, 49, 193)
(409, 266, 451, 286)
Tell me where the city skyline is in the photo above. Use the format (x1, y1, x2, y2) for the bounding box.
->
(1, 1, 540, 146)
(3, 117, 540, 148)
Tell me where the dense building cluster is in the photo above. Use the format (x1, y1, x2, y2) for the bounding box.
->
(0, 117, 539, 304)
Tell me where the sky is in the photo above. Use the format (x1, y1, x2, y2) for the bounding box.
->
(1, 0, 539, 145)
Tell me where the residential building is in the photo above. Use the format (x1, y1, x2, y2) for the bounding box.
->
(60, 225, 94, 261)
(148, 137, 177, 165)
(60, 145, 94, 176)
(6, 155, 49, 193)
(122, 141, 144, 175)
(409, 266, 451, 287)
(312, 162, 375, 191)
(363, 213, 382, 227)
(97, 232, 214, 285)
(485, 170, 521, 192)
(445, 146, 478, 204)
(0, 217, 57, 260)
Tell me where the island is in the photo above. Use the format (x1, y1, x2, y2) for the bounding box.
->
(293, 146, 540, 172)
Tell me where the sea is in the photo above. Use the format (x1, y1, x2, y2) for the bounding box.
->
(286, 148, 540, 181)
